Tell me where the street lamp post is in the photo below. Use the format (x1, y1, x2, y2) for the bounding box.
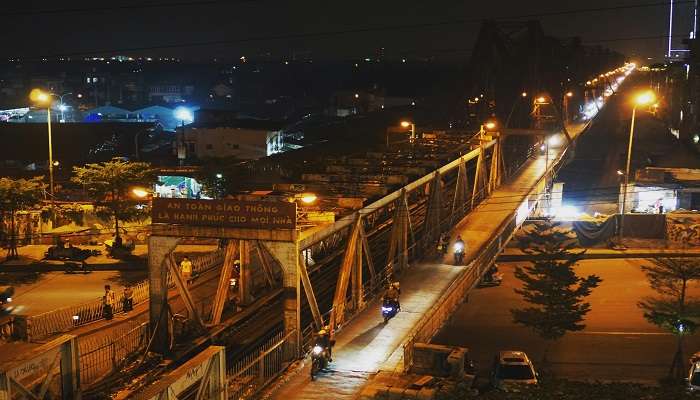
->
(619, 90, 656, 239)
(30, 89, 56, 213)
(400, 120, 415, 142)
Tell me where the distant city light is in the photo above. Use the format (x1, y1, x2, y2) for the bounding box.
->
(215, 173, 223, 179)
(174, 106, 194, 123)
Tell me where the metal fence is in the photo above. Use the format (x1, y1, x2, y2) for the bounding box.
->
(78, 321, 149, 386)
(25, 250, 224, 341)
(227, 330, 297, 399)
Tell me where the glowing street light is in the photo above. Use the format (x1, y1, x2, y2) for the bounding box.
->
(484, 121, 496, 130)
(634, 90, 656, 107)
(400, 120, 416, 141)
(131, 187, 150, 198)
(30, 89, 56, 214)
(620, 90, 657, 239)
(566, 91, 574, 98)
(300, 193, 318, 204)
(521, 92, 527, 97)
(535, 96, 548, 104)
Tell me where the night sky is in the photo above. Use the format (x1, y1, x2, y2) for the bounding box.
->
(2, 0, 695, 62)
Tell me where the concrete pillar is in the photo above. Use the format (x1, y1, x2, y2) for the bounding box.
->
(263, 241, 300, 354)
(60, 336, 80, 400)
(207, 347, 227, 400)
(148, 236, 180, 355)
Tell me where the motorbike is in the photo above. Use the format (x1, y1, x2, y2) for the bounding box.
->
(0, 286, 14, 315)
(478, 272, 504, 288)
(104, 238, 135, 259)
(381, 297, 399, 323)
(45, 245, 100, 261)
(64, 261, 91, 274)
(453, 242, 465, 265)
(310, 343, 330, 378)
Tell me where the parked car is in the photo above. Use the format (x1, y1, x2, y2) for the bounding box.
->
(687, 361, 700, 391)
(491, 350, 538, 391)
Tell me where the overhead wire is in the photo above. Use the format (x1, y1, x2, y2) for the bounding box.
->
(3, 1, 694, 59)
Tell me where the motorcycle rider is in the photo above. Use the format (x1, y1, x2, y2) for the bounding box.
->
(384, 281, 401, 310)
(437, 233, 450, 255)
(454, 235, 466, 264)
(315, 325, 333, 361)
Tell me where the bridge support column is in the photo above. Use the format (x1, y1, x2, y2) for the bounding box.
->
(452, 159, 470, 224)
(264, 241, 301, 355)
(424, 172, 442, 249)
(211, 240, 238, 325)
(148, 236, 180, 355)
(488, 136, 502, 193)
(387, 189, 412, 275)
(239, 240, 253, 306)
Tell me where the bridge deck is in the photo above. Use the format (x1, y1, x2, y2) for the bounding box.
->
(267, 122, 588, 400)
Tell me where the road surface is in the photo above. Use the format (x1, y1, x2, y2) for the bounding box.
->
(433, 259, 700, 384)
(0, 244, 217, 316)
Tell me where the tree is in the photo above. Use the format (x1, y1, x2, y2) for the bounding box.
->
(0, 177, 45, 260)
(638, 257, 700, 379)
(72, 158, 156, 241)
(511, 222, 602, 363)
(195, 156, 245, 199)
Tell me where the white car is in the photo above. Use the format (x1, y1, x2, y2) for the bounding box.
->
(688, 361, 700, 391)
(491, 351, 538, 391)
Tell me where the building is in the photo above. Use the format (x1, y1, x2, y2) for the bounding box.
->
(182, 119, 287, 161)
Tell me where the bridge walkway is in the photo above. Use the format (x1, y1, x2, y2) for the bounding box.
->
(266, 122, 588, 400)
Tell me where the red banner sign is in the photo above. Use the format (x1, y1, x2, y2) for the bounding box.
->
(152, 198, 296, 230)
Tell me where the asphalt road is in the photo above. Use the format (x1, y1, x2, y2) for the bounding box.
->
(432, 259, 700, 384)
(558, 76, 700, 214)
(4, 270, 146, 315)
(0, 244, 217, 316)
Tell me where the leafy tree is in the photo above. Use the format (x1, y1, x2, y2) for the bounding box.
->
(511, 222, 602, 362)
(0, 177, 46, 260)
(71, 158, 156, 241)
(638, 258, 700, 378)
(195, 156, 245, 199)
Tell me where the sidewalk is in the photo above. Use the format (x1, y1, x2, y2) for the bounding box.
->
(499, 246, 700, 261)
(268, 264, 465, 400)
(266, 124, 590, 399)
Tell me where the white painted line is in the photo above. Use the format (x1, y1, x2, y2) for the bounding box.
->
(574, 331, 671, 336)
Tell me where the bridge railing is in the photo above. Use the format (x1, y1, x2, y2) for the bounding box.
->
(226, 329, 297, 399)
(24, 250, 224, 342)
(402, 213, 515, 370)
(78, 321, 149, 387)
(402, 121, 585, 371)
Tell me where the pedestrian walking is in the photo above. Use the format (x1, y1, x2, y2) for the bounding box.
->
(180, 256, 193, 283)
(103, 284, 116, 320)
(123, 285, 133, 312)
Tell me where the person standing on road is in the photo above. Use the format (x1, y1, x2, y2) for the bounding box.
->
(103, 284, 116, 320)
(180, 256, 193, 283)
(123, 285, 134, 312)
